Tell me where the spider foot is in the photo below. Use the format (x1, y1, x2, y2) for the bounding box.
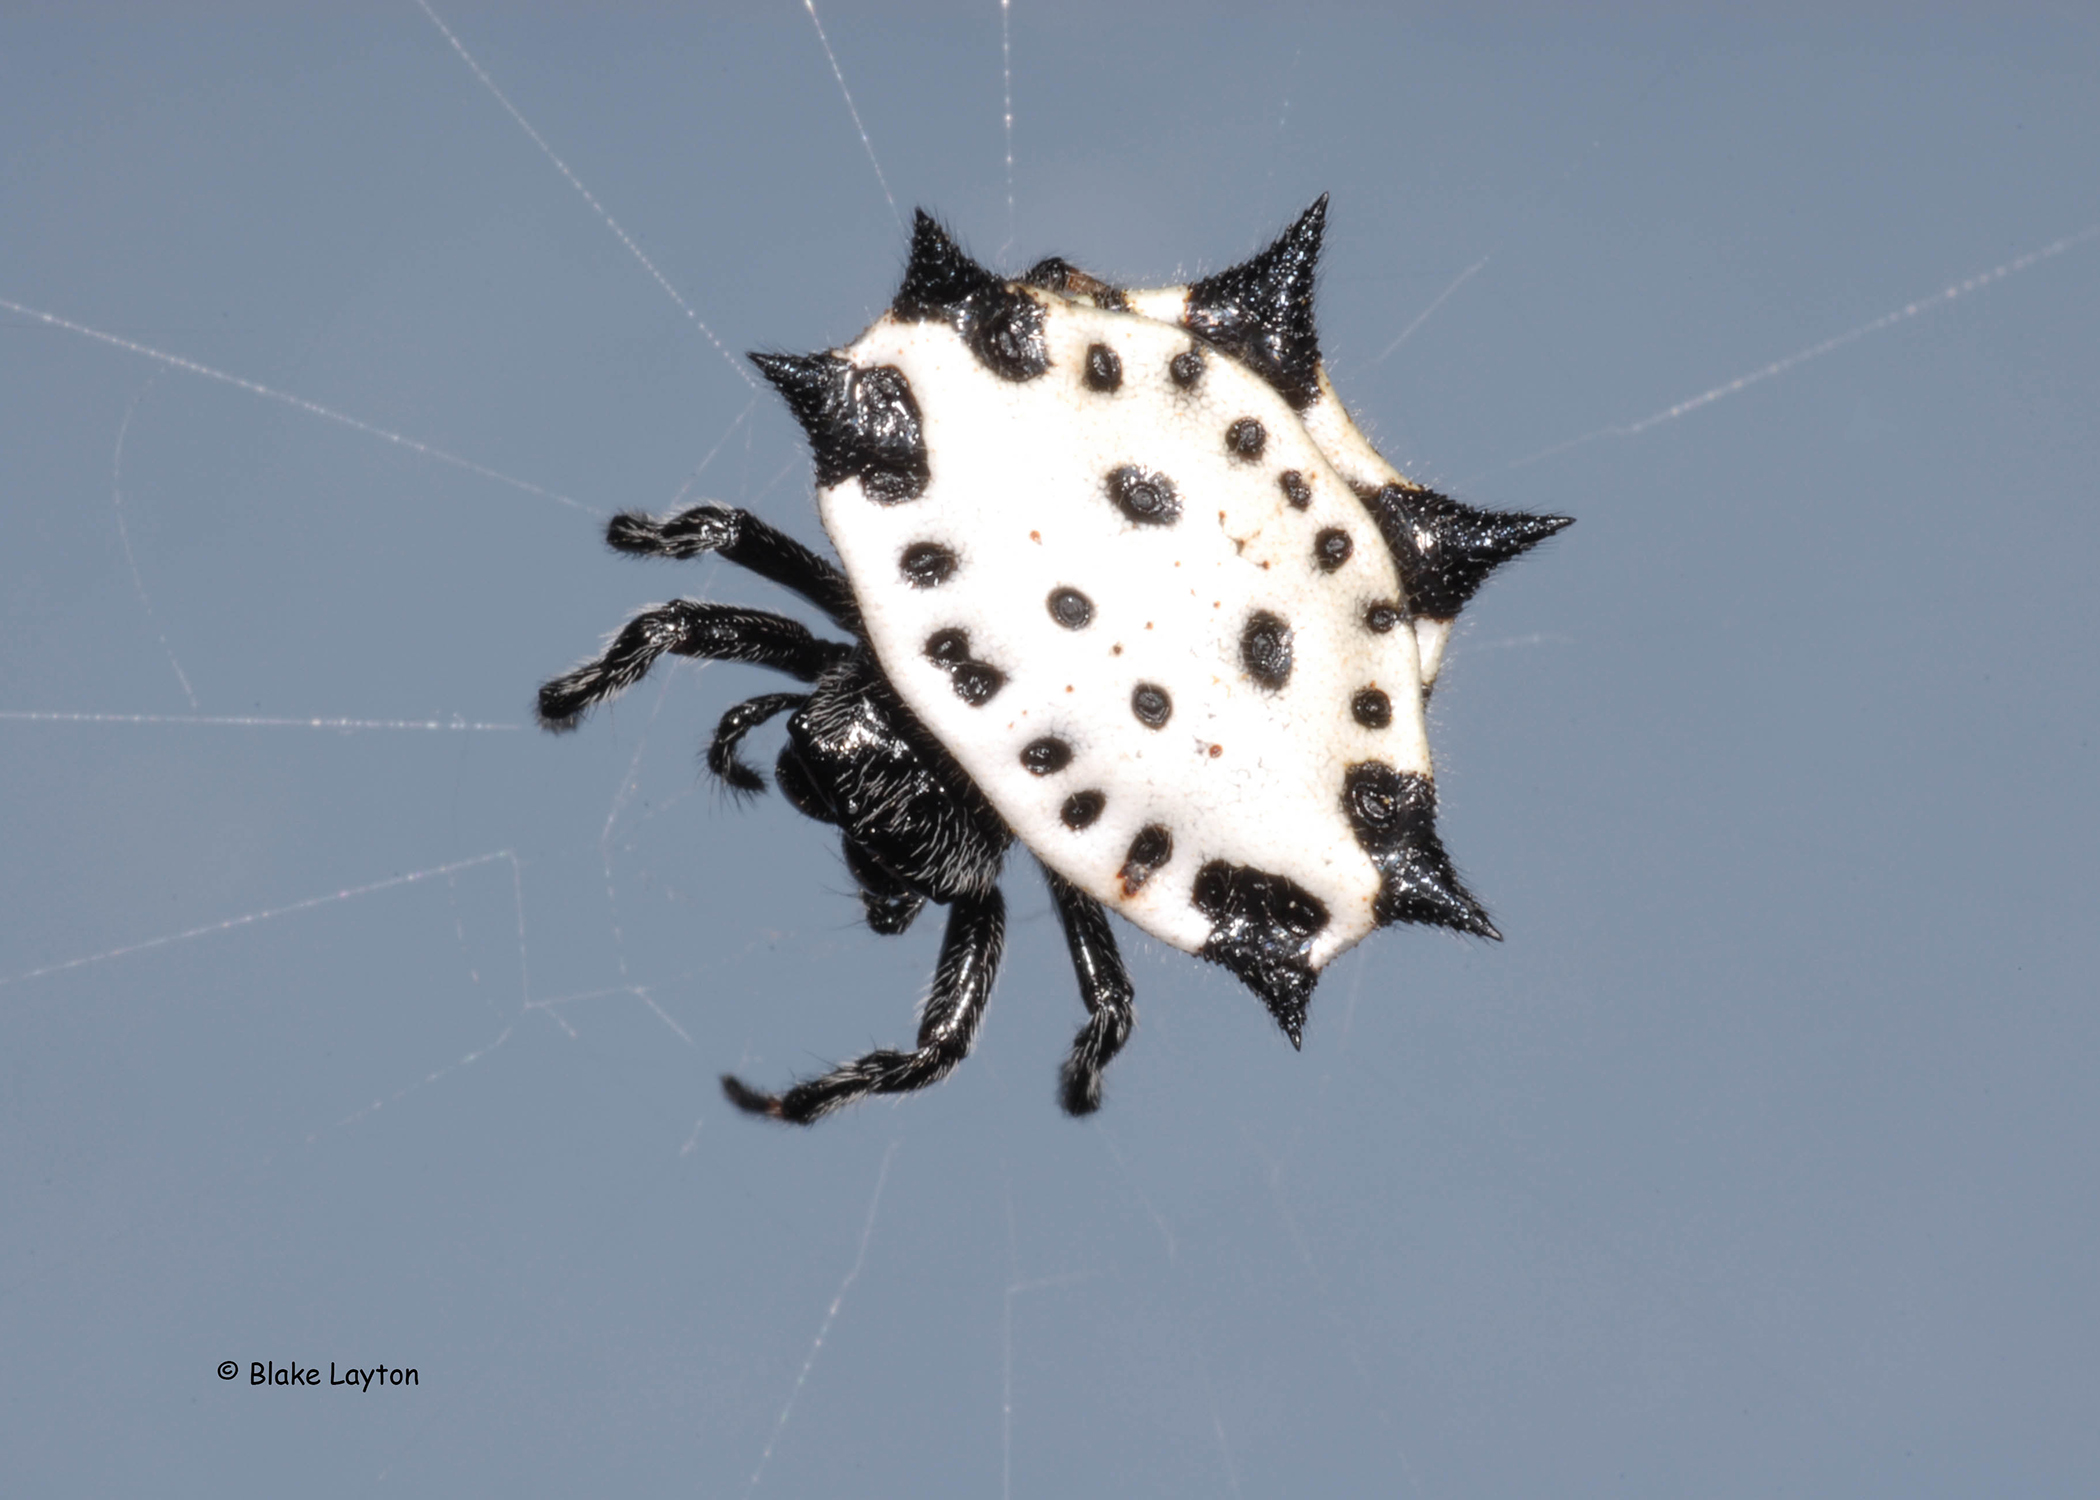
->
(1058, 1008, 1132, 1116)
(719, 1073, 791, 1122)
(721, 1050, 934, 1125)
(718, 893, 1003, 1127)
(607, 506, 737, 559)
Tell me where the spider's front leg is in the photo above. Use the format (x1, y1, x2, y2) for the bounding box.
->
(1042, 865, 1135, 1116)
(706, 692, 809, 793)
(605, 504, 859, 632)
(721, 888, 1004, 1124)
(538, 603, 849, 730)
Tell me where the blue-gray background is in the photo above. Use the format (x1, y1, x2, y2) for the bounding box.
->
(4, 5, 2096, 1494)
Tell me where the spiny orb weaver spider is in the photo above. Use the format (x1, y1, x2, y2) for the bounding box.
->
(538, 197, 1568, 1123)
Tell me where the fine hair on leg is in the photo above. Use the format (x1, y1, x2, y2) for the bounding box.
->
(538, 602, 849, 729)
(1041, 863, 1135, 1115)
(721, 888, 1005, 1124)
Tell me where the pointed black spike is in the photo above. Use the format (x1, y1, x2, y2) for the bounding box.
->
(749, 350, 846, 443)
(1363, 485, 1572, 620)
(1191, 860, 1327, 1044)
(750, 350, 929, 502)
(891, 211, 1051, 381)
(1342, 765, 1499, 939)
(894, 209, 1002, 319)
(1183, 194, 1329, 411)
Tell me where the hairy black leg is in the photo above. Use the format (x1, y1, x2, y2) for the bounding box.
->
(706, 692, 807, 793)
(539, 603, 850, 730)
(1041, 865, 1136, 1116)
(842, 838, 926, 936)
(721, 889, 1004, 1124)
(605, 505, 860, 632)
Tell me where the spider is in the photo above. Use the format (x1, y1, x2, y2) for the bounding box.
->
(538, 198, 1567, 1123)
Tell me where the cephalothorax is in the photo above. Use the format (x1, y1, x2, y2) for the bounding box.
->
(539, 198, 1568, 1122)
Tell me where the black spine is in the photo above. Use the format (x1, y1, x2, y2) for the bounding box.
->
(751, 351, 930, 503)
(1183, 195, 1328, 412)
(1341, 764, 1498, 939)
(1362, 485, 1572, 620)
(891, 209, 1049, 382)
(1192, 861, 1329, 1047)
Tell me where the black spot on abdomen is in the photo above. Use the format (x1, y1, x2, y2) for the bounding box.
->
(1225, 418, 1266, 461)
(969, 295, 1050, 381)
(1106, 465, 1182, 527)
(950, 663, 1003, 705)
(1084, 343, 1123, 392)
(1130, 682, 1173, 728)
(899, 541, 957, 587)
(1021, 736, 1073, 776)
(1239, 611, 1294, 689)
(923, 627, 1006, 706)
(1119, 824, 1173, 896)
(1314, 528, 1353, 572)
(1047, 587, 1094, 628)
(1061, 790, 1106, 829)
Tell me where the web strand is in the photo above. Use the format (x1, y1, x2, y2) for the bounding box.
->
(999, 0, 1016, 256)
(1263, 45, 1302, 192)
(663, 399, 759, 510)
(324, 1025, 515, 1135)
(1376, 254, 1492, 364)
(317, 859, 534, 1137)
(0, 711, 521, 731)
(412, 0, 754, 389)
(572, 669, 703, 1050)
(1496, 221, 2100, 473)
(0, 850, 518, 993)
(746, 1140, 898, 1494)
(109, 376, 199, 709)
(1242, 1126, 1427, 1498)
(1001, 1184, 1098, 1500)
(0, 296, 590, 513)
(800, 0, 904, 234)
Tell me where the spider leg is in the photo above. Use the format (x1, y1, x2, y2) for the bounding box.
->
(606, 505, 860, 633)
(842, 837, 927, 936)
(706, 692, 808, 793)
(721, 888, 1004, 1124)
(538, 603, 849, 730)
(1041, 864, 1136, 1116)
